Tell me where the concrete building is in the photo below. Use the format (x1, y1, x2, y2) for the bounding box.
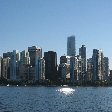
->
(19, 47, 44, 82)
(22, 65, 35, 81)
(92, 49, 99, 81)
(70, 56, 77, 83)
(87, 58, 93, 81)
(67, 35, 76, 56)
(20, 50, 30, 65)
(3, 50, 20, 80)
(92, 49, 104, 81)
(79, 45, 87, 80)
(58, 63, 70, 82)
(103, 57, 109, 81)
(39, 58, 45, 81)
(19, 50, 30, 80)
(44, 51, 57, 81)
(2, 57, 10, 79)
(77, 55, 82, 81)
(28, 46, 42, 67)
(3, 52, 12, 58)
(60, 56, 71, 64)
(35, 58, 45, 82)
(0, 56, 2, 78)
(110, 70, 112, 81)
(10, 50, 18, 80)
(70, 55, 83, 83)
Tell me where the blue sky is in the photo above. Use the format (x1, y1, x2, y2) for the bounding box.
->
(0, 0, 112, 68)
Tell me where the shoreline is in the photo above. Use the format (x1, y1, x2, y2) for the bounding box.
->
(0, 84, 112, 87)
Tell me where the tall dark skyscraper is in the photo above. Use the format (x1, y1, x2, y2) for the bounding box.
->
(92, 49, 99, 81)
(79, 45, 86, 80)
(44, 51, 57, 81)
(70, 56, 76, 83)
(79, 45, 86, 59)
(103, 57, 109, 80)
(92, 49, 104, 81)
(67, 35, 76, 56)
(10, 50, 17, 80)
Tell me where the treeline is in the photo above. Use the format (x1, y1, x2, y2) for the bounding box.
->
(0, 78, 112, 87)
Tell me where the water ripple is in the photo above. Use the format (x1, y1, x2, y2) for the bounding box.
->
(0, 87, 112, 111)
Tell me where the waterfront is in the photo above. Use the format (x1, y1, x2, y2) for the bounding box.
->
(0, 86, 112, 112)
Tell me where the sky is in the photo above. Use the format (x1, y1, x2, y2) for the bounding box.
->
(0, 0, 112, 68)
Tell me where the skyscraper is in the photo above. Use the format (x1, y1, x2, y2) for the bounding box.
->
(28, 46, 42, 67)
(87, 58, 93, 81)
(44, 51, 57, 81)
(2, 57, 10, 79)
(67, 35, 76, 56)
(20, 50, 30, 65)
(70, 56, 77, 83)
(70, 55, 82, 83)
(19, 50, 30, 80)
(92, 49, 104, 81)
(35, 58, 45, 82)
(58, 63, 70, 82)
(10, 50, 18, 80)
(79, 45, 86, 80)
(0, 56, 2, 78)
(60, 56, 70, 64)
(3, 52, 13, 58)
(103, 57, 109, 80)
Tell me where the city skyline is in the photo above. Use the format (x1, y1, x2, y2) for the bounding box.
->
(1, 0, 112, 68)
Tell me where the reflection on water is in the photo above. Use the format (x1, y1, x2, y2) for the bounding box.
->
(0, 87, 112, 112)
(57, 88, 75, 95)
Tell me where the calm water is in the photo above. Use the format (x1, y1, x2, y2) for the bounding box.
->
(0, 86, 112, 112)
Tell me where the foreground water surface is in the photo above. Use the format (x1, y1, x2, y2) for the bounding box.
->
(0, 86, 112, 112)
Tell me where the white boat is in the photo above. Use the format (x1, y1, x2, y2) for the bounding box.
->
(7, 84, 10, 87)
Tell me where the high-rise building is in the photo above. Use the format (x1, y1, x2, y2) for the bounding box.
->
(10, 50, 18, 80)
(39, 58, 45, 81)
(77, 55, 82, 81)
(70, 56, 78, 83)
(70, 55, 83, 83)
(79, 45, 87, 81)
(79, 45, 86, 59)
(60, 56, 71, 64)
(3, 52, 13, 58)
(20, 46, 43, 82)
(20, 50, 30, 65)
(28, 46, 42, 66)
(2, 57, 10, 79)
(67, 35, 76, 56)
(110, 70, 112, 81)
(58, 63, 70, 82)
(35, 58, 45, 82)
(92, 49, 99, 81)
(2, 51, 20, 80)
(103, 57, 109, 80)
(23, 65, 35, 81)
(58, 55, 70, 82)
(44, 51, 57, 81)
(92, 49, 104, 81)
(87, 58, 93, 81)
(99, 49, 104, 81)
(19, 50, 30, 80)
(0, 56, 2, 78)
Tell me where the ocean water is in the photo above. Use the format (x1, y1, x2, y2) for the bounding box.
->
(0, 86, 112, 112)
